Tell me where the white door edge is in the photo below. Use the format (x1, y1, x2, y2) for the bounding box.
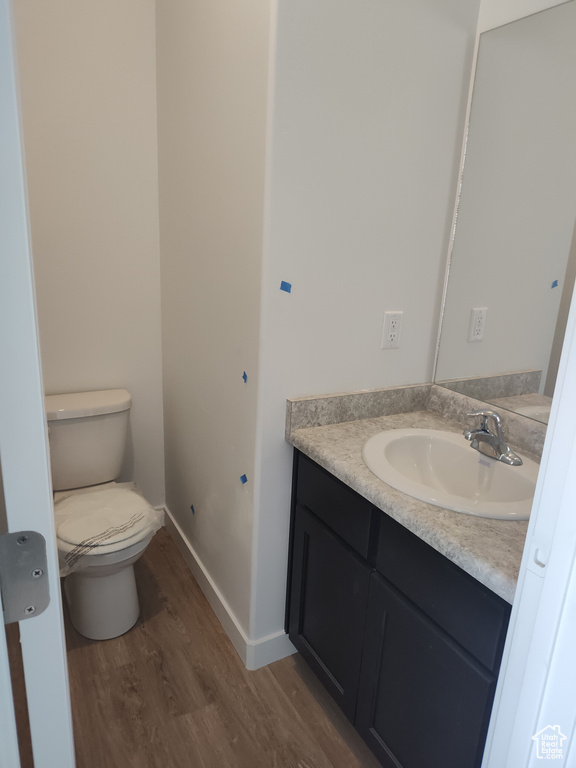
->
(0, 1, 75, 766)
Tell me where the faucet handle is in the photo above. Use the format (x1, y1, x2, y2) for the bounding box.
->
(466, 409, 503, 437)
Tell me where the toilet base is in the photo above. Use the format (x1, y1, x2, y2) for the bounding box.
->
(64, 563, 140, 640)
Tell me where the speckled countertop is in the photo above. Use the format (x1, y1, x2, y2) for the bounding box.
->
(287, 406, 530, 605)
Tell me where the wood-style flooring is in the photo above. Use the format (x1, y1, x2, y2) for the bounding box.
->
(58, 527, 380, 768)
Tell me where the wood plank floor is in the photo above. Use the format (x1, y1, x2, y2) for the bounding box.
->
(62, 527, 380, 768)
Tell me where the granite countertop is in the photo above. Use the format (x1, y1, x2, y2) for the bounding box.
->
(287, 408, 530, 604)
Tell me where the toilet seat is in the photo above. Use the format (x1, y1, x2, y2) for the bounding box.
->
(57, 501, 152, 549)
(57, 528, 149, 556)
(59, 534, 153, 571)
(55, 486, 159, 569)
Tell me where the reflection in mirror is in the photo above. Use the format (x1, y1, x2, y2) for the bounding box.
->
(434, 1, 576, 425)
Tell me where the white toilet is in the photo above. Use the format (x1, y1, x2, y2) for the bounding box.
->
(45, 389, 162, 641)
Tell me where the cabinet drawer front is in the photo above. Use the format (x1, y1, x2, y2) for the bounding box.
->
(376, 514, 510, 671)
(296, 453, 373, 558)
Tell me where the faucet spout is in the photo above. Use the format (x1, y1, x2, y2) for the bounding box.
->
(463, 410, 523, 466)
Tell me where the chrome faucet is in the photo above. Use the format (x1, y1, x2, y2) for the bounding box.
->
(463, 410, 523, 466)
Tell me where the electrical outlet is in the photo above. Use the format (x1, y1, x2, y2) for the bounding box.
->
(381, 311, 403, 349)
(468, 307, 487, 342)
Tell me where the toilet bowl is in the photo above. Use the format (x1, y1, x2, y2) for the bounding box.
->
(46, 390, 163, 640)
(54, 483, 161, 639)
(60, 530, 154, 639)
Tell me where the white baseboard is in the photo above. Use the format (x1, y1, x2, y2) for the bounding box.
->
(163, 508, 296, 671)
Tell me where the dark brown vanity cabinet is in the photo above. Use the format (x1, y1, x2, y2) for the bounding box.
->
(288, 504, 372, 721)
(287, 451, 511, 768)
(287, 452, 374, 721)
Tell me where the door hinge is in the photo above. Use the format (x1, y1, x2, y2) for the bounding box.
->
(0, 531, 50, 625)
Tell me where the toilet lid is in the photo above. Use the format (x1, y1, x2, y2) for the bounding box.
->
(56, 488, 154, 549)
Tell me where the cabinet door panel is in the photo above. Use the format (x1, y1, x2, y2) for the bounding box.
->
(377, 512, 510, 670)
(289, 504, 372, 721)
(357, 573, 496, 768)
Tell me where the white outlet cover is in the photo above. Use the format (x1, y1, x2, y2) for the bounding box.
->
(468, 307, 487, 342)
(381, 311, 403, 349)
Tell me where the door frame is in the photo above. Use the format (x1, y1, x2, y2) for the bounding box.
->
(0, 0, 75, 765)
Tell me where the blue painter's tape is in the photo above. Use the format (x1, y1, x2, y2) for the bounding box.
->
(190, 504, 195, 514)
(242, 371, 248, 383)
(551, 279, 559, 288)
(280, 281, 292, 293)
(240, 474, 248, 485)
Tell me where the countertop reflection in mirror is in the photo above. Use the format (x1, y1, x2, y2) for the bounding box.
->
(434, 1, 576, 426)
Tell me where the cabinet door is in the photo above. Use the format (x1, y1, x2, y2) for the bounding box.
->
(357, 573, 496, 768)
(288, 504, 372, 722)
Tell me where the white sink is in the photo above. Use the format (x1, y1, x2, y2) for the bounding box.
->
(362, 428, 539, 520)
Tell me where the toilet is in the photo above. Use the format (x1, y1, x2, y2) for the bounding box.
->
(45, 389, 162, 641)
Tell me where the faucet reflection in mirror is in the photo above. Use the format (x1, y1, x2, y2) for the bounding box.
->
(434, 1, 576, 426)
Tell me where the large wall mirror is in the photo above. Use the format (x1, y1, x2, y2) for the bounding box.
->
(434, 0, 576, 425)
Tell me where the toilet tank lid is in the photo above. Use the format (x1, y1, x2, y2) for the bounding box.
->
(45, 389, 131, 421)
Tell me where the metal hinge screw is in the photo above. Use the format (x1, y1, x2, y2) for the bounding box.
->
(0, 531, 49, 625)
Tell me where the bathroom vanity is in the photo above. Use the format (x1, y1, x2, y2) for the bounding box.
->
(285, 385, 538, 768)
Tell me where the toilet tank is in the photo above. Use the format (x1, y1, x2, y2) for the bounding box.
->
(45, 389, 132, 491)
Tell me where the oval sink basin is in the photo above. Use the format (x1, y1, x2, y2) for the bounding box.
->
(362, 428, 538, 519)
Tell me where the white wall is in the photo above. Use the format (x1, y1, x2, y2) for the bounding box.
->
(13, 0, 165, 506)
(250, 0, 481, 642)
(478, 0, 569, 31)
(156, 0, 271, 632)
(156, 0, 481, 656)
